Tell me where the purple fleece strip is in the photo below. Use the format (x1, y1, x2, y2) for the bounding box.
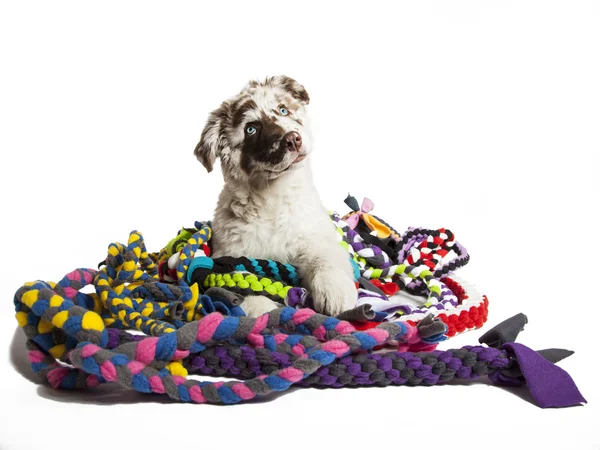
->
(498, 342, 587, 408)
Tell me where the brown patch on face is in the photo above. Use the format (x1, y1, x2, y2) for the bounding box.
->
(232, 98, 258, 129)
(240, 113, 287, 174)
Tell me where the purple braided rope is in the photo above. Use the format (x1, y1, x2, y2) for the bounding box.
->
(183, 342, 516, 388)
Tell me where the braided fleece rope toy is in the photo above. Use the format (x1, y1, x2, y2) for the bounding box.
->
(12, 200, 586, 407)
(14, 270, 586, 406)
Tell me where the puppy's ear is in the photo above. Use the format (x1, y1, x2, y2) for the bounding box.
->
(194, 102, 230, 173)
(272, 75, 310, 105)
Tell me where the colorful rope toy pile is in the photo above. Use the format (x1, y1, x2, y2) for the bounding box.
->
(13, 196, 586, 407)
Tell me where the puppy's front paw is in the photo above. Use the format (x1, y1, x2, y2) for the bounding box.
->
(309, 269, 357, 316)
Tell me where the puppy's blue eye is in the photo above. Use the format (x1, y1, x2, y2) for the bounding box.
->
(279, 107, 288, 115)
(246, 125, 257, 135)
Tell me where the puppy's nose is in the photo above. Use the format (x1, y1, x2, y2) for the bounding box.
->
(283, 132, 302, 152)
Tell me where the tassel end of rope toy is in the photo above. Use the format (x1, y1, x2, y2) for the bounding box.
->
(416, 314, 448, 343)
(480, 314, 587, 408)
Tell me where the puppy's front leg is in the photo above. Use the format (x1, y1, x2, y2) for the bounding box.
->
(294, 242, 357, 316)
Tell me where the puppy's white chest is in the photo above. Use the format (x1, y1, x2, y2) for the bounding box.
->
(212, 172, 326, 262)
(250, 202, 306, 261)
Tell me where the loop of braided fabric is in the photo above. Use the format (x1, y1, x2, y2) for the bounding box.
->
(13, 199, 497, 403)
(16, 271, 518, 403)
(394, 275, 489, 335)
(17, 271, 435, 403)
(331, 214, 446, 306)
(158, 198, 487, 335)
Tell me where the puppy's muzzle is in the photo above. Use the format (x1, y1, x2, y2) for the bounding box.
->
(282, 132, 302, 152)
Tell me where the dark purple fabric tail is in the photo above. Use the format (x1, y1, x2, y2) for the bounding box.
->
(502, 342, 587, 408)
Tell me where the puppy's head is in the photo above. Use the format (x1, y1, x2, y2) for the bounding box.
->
(194, 76, 311, 188)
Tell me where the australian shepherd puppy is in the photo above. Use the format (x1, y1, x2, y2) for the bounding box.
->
(194, 76, 356, 317)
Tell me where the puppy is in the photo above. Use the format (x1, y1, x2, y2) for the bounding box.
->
(194, 75, 357, 317)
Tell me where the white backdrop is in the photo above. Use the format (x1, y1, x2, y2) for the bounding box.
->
(0, 1, 598, 449)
